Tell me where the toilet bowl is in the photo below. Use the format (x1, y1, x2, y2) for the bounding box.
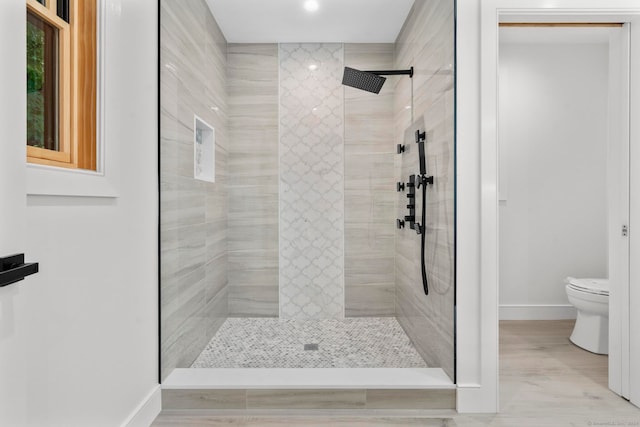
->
(565, 277, 609, 355)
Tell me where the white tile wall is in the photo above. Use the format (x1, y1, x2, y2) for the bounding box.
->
(279, 43, 345, 319)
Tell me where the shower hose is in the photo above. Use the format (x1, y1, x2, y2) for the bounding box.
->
(419, 174, 429, 296)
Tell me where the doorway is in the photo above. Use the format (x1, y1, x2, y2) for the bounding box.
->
(497, 23, 631, 404)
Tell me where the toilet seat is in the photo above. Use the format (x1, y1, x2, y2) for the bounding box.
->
(565, 277, 609, 296)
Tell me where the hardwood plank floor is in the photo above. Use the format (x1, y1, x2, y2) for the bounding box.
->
(458, 320, 640, 426)
(152, 320, 640, 426)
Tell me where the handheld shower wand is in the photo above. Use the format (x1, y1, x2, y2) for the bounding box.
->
(414, 130, 433, 296)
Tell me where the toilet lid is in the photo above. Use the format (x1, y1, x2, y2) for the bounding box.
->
(566, 277, 609, 296)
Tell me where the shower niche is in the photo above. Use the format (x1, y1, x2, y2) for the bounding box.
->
(194, 115, 215, 183)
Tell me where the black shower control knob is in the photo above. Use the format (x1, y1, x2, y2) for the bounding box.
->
(406, 181, 415, 188)
(396, 182, 405, 192)
(404, 215, 415, 222)
(397, 144, 405, 154)
(406, 193, 415, 199)
(415, 130, 426, 143)
(396, 219, 405, 229)
(407, 204, 414, 210)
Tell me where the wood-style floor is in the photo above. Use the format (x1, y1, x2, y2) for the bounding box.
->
(152, 320, 640, 426)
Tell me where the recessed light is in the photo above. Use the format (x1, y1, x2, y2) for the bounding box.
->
(404, 105, 412, 110)
(308, 64, 318, 71)
(303, 0, 319, 12)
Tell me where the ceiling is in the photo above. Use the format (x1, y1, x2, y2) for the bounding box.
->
(205, 0, 415, 43)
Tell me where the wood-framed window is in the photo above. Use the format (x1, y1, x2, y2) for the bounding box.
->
(26, 0, 97, 170)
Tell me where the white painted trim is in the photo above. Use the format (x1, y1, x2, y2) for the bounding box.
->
(628, 12, 640, 410)
(499, 304, 576, 321)
(478, 0, 640, 413)
(456, 384, 499, 413)
(456, 0, 497, 414)
(607, 23, 631, 399)
(26, 0, 118, 198)
(120, 385, 161, 427)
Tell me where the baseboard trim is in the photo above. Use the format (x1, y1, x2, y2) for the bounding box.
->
(121, 385, 162, 427)
(499, 304, 576, 320)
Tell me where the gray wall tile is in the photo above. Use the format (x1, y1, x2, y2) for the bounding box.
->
(366, 389, 456, 409)
(160, 0, 229, 381)
(394, 0, 456, 380)
(247, 389, 366, 409)
(227, 44, 279, 317)
(344, 44, 396, 317)
(162, 389, 246, 410)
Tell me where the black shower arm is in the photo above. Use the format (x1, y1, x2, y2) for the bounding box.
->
(366, 67, 414, 78)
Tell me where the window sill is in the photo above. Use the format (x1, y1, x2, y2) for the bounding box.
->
(27, 163, 118, 198)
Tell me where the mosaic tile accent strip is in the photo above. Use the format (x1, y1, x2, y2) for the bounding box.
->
(190, 318, 428, 369)
(278, 43, 345, 319)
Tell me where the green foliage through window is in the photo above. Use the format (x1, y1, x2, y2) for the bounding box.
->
(27, 16, 45, 148)
(26, 11, 57, 151)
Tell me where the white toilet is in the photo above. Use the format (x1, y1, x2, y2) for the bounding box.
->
(565, 277, 609, 355)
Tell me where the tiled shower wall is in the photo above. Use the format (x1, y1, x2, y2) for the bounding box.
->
(279, 43, 345, 319)
(160, 0, 228, 381)
(226, 44, 396, 319)
(344, 44, 396, 317)
(227, 44, 280, 317)
(394, 0, 456, 379)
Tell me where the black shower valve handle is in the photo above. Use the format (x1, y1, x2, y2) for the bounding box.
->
(397, 144, 405, 154)
(396, 219, 405, 229)
(415, 130, 426, 143)
(396, 182, 405, 192)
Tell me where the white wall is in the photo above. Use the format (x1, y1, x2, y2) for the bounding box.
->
(498, 36, 609, 320)
(0, 0, 159, 425)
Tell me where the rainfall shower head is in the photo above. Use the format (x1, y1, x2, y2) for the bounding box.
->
(341, 66, 413, 94)
(342, 67, 387, 94)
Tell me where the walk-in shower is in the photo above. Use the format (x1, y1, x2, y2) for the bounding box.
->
(159, 0, 456, 405)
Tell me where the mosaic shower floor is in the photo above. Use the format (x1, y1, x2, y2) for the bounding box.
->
(190, 317, 429, 369)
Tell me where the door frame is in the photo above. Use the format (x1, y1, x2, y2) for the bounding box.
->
(477, 0, 640, 411)
(496, 22, 630, 396)
(607, 23, 631, 398)
(0, 0, 28, 424)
